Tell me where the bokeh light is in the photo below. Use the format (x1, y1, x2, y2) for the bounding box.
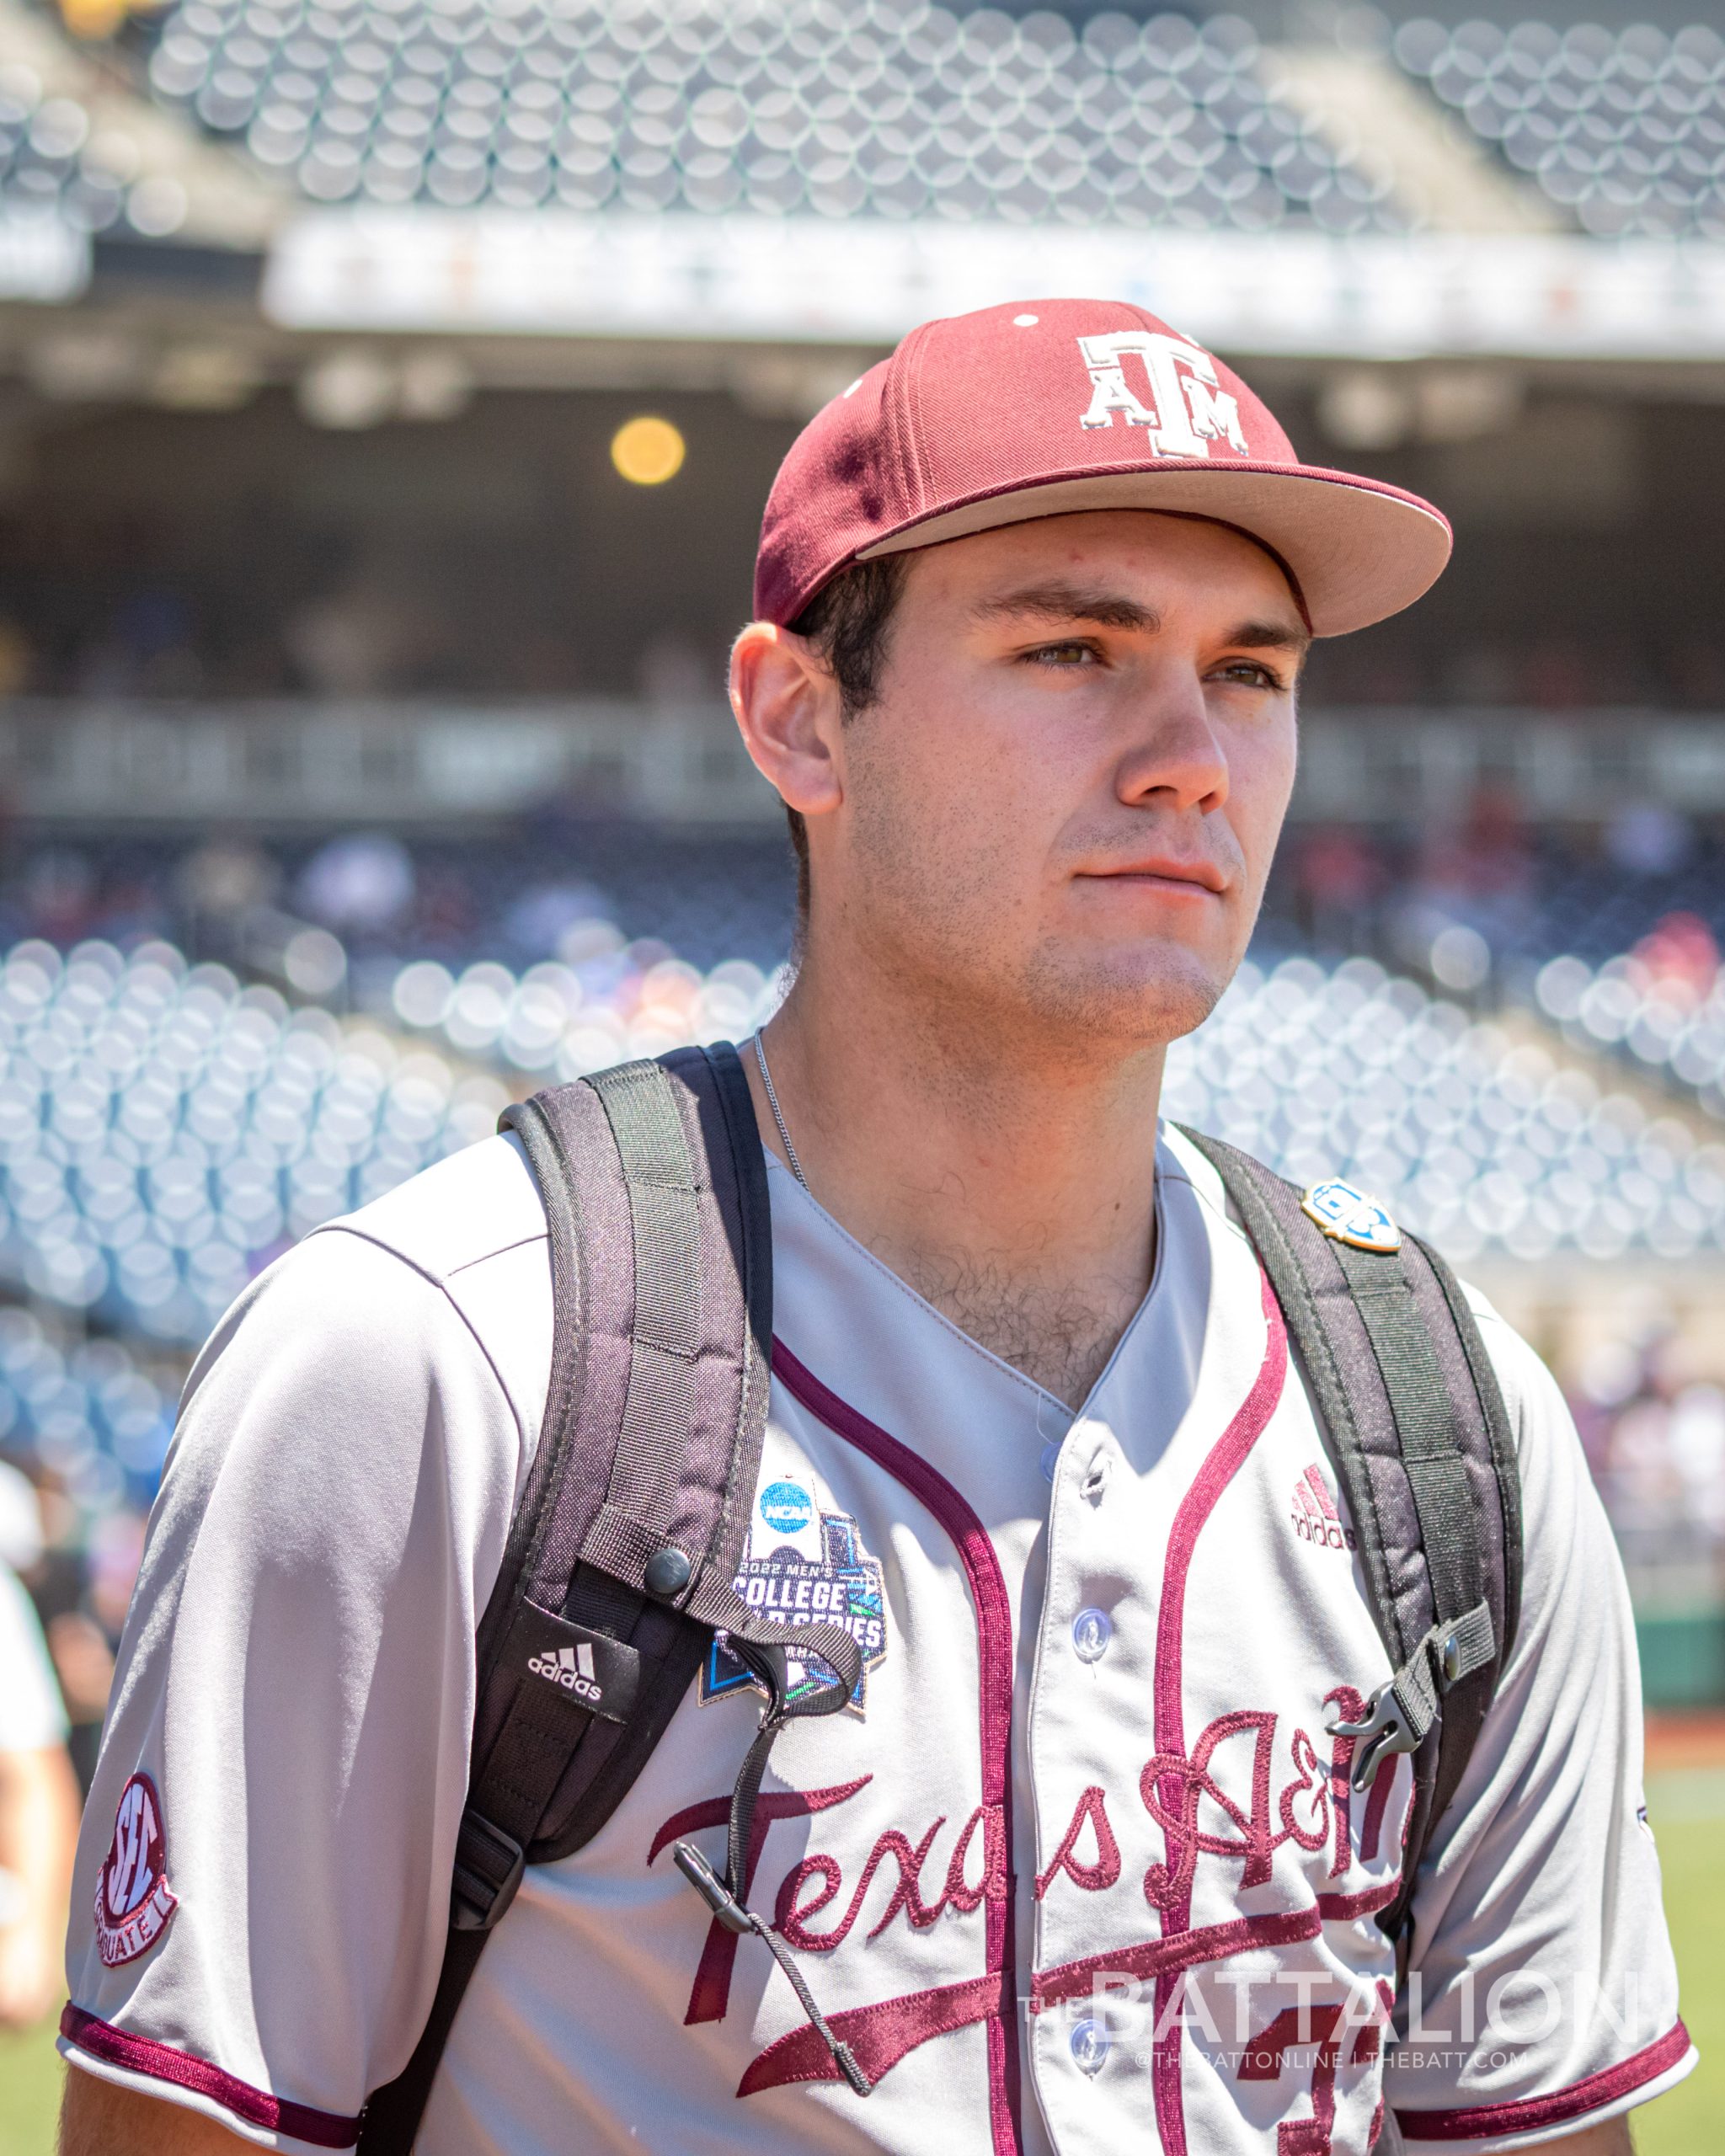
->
(611, 417, 686, 487)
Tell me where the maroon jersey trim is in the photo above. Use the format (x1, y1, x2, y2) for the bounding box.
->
(61, 2004, 362, 2149)
(1397, 2020, 1692, 2140)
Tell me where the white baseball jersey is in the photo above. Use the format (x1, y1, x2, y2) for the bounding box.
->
(63, 1125, 1692, 2153)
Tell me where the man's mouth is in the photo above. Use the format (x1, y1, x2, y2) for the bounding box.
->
(1079, 857, 1229, 897)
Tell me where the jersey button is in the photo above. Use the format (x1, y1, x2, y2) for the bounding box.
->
(1070, 2018, 1110, 2074)
(1071, 1607, 1112, 1663)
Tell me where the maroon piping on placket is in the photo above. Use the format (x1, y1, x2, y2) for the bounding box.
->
(769, 1339, 1024, 2156)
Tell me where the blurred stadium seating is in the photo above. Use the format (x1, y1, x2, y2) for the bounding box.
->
(141, 1, 1396, 232)
(0, 934, 508, 1342)
(6, 883, 1725, 1332)
(1394, 15, 1725, 240)
(0, 0, 1712, 243)
(0, 1302, 174, 1518)
(9, 896, 1725, 1632)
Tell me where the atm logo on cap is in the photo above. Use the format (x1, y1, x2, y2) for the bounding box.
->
(1076, 330, 1248, 458)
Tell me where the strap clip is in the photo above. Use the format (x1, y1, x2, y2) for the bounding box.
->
(1326, 1682, 1425, 1790)
(1326, 1602, 1497, 1791)
(451, 1810, 526, 1933)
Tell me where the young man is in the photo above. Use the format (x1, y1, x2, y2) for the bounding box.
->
(61, 300, 1688, 2153)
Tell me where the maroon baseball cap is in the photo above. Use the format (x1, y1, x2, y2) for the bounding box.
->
(754, 297, 1450, 638)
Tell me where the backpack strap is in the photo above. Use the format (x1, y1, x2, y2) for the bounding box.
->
(1174, 1129, 1523, 1951)
(359, 1045, 861, 2153)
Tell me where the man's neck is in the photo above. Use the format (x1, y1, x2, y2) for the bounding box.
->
(746, 963, 1166, 1410)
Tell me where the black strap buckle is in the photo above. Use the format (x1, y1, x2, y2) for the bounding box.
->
(1326, 1603, 1498, 1791)
(451, 1810, 526, 1932)
(1326, 1683, 1425, 1790)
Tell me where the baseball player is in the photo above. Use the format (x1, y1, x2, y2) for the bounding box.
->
(61, 300, 1689, 2154)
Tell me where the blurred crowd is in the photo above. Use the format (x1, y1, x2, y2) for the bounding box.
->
(0, 823, 795, 980)
(1, 790, 1722, 987)
(0, 591, 734, 703)
(5, 591, 1725, 710)
(1575, 1338, 1725, 1570)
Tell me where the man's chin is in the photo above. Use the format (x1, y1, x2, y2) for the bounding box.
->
(1024, 937, 1233, 1047)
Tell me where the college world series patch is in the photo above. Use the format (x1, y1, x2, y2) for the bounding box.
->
(95, 1772, 179, 1968)
(700, 1479, 888, 1716)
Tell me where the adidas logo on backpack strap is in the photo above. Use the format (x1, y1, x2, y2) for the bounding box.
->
(527, 1641, 602, 1705)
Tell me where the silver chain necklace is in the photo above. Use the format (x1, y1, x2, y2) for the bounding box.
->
(751, 1031, 808, 1189)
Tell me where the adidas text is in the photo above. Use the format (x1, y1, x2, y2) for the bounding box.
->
(1290, 1513, 1359, 1554)
(527, 1641, 603, 1705)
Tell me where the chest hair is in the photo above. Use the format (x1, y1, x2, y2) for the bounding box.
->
(895, 1250, 1141, 1410)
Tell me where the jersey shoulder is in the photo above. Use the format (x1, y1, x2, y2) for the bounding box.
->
(1155, 1120, 1252, 1254)
(177, 1130, 553, 1481)
(317, 1128, 548, 1288)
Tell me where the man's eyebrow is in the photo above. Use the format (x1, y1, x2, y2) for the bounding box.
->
(1226, 617, 1312, 657)
(969, 586, 1311, 657)
(969, 584, 1161, 632)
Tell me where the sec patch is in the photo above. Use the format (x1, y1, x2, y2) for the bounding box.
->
(94, 1773, 179, 1968)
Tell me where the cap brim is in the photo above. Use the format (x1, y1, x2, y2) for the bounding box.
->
(854, 462, 1451, 638)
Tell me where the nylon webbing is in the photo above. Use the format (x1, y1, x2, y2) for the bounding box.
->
(584, 1060, 703, 1571)
(360, 1048, 782, 2153)
(1420, 1241, 1525, 1663)
(1332, 1241, 1483, 1630)
(1175, 1127, 1514, 1956)
(1176, 1129, 1413, 1668)
(358, 1673, 596, 2153)
(1384, 1233, 1509, 1886)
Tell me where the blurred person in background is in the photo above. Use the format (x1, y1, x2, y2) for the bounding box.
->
(1, 1461, 126, 1796)
(0, 1464, 80, 2027)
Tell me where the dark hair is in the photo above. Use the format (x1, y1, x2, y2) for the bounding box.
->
(780, 552, 910, 922)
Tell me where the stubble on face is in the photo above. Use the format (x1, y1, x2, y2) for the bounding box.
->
(815, 511, 1301, 1075)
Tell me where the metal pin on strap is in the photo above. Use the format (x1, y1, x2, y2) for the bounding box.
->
(672, 1840, 752, 1935)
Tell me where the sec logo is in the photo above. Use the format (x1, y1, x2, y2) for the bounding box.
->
(94, 1772, 179, 1968)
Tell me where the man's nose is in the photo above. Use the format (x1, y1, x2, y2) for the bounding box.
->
(1113, 677, 1229, 815)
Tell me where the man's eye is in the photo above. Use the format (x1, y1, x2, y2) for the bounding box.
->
(1024, 641, 1097, 668)
(1215, 660, 1283, 690)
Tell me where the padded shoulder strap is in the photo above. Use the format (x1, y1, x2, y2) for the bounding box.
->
(360, 1046, 857, 2153)
(1174, 1128, 1522, 1946)
(489, 1041, 771, 1632)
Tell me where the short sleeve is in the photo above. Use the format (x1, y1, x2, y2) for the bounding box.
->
(0, 1561, 67, 1752)
(1383, 1296, 1696, 2151)
(60, 1225, 524, 2154)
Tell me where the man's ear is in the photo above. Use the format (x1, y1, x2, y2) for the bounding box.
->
(729, 622, 846, 822)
